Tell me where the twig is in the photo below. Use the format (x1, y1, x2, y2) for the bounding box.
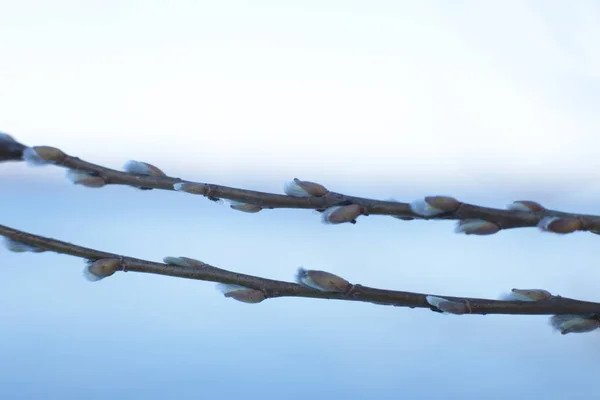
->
(1, 223, 599, 317)
(4, 138, 600, 234)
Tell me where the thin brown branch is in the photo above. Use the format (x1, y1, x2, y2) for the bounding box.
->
(1, 223, 599, 317)
(5, 140, 600, 234)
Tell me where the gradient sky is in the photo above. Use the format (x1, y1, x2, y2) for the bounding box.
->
(2, 1, 600, 399)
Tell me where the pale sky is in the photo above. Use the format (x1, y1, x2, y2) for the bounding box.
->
(2, 0, 600, 188)
(2, 2, 600, 399)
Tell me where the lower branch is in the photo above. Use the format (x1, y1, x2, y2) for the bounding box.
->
(1, 223, 600, 319)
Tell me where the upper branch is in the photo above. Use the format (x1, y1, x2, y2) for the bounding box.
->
(2, 136, 600, 235)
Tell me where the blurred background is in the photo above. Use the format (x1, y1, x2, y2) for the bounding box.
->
(2, 1, 600, 399)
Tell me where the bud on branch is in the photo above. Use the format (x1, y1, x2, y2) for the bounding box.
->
(163, 256, 209, 268)
(455, 219, 500, 235)
(23, 146, 66, 166)
(321, 204, 365, 224)
(550, 314, 600, 335)
(217, 284, 266, 304)
(501, 288, 553, 302)
(284, 178, 329, 197)
(538, 217, 582, 234)
(228, 200, 263, 213)
(3, 237, 46, 253)
(296, 268, 351, 293)
(425, 295, 470, 314)
(84, 258, 121, 281)
(123, 160, 167, 177)
(410, 196, 461, 217)
(66, 169, 107, 188)
(506, 201, 545, 213)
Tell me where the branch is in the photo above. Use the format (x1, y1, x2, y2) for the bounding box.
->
(3, 136, 599, 235)
(2, 222, 600, 334)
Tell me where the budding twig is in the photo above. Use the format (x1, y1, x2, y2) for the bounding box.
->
(1, 223, 600, 318)
(4, 140, 600, 233)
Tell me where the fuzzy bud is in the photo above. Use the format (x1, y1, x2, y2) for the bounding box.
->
(501, 288, 552, 302)
(173, 182, 206, 195)
(296, 268, 351, 292)
(66, 169, 106, 188)
(229, 200, 262, 213)
(550, 314, 600, 335)
(163, 256, 208, 268)
(410, 196, 460, 217)
(84, 258, 121, 281)
(538, 217, 582, 234)
(123, 160, 166, 177)
(425, 295, 468, 315)
(163, 256, 191, 267)
(174, 183, 222, 202)
(425, 296, 447, 309)
(22, 146, 65, 165)
(3, 237, 45, 253)
(506, 201, 545, 213)
(284, 178, 329, 197)
(178, 257, 208, 268)
(455, 219, 500, 235)
(217, 284, 266, 304)
(321, 204, 364, 224)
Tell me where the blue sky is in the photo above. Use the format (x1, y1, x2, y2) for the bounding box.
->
(2, 1, 600, 399)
